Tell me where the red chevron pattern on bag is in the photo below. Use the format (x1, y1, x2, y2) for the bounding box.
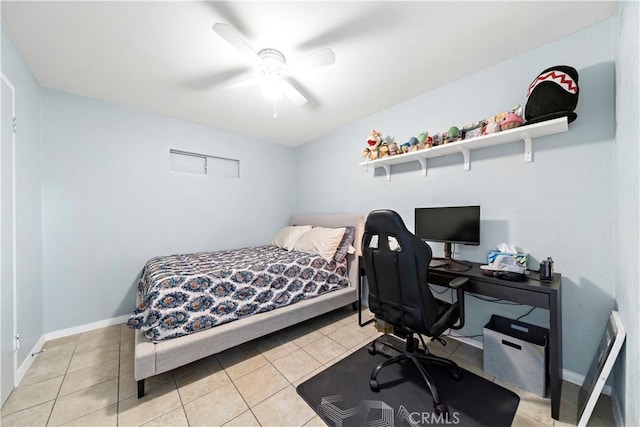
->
(527, 70, 579, 97)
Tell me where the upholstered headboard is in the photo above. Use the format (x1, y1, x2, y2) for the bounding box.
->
(290, 213, 365, 287)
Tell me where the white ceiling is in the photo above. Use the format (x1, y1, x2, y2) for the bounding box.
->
(1, 1, 617, 146)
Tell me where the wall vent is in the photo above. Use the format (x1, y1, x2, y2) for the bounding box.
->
(170, 149, 239, 178)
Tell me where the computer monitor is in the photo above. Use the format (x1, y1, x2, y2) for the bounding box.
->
(415, 205, 480, 270)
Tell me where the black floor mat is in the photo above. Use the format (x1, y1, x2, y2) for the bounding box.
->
(297, 338, 519, 427)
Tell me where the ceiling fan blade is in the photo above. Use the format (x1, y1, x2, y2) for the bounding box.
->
(212, 23, 261, 65)
(282, 79, 308, 106)
(287, 48, 335, 74)
(221, 74, 261, 91)
(181, 67, 253, 90)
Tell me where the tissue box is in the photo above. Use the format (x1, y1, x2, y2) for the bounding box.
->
(488, 251, 528, 268)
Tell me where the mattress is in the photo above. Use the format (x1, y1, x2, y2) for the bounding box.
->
(127, 245, 349, 342)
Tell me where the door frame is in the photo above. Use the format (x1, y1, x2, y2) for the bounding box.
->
(1, 72, 18, 404)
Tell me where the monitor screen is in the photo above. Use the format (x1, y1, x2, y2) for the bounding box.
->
(414, 205, 480, 246)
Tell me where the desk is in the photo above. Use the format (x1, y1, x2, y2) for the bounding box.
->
(428, 261, 562, 421)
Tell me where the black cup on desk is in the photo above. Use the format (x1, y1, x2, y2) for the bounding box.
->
(539, 257, 554, 282)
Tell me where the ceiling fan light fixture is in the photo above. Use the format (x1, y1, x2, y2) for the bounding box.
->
(258, 48, 286, 102)
(261, 75, 284, 101)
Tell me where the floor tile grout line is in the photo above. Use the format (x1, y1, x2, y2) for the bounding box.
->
(226, 366, 261, 425)
(44, 337, 78, 426)
(268, 349, 318, 387)
(238, 362, 290, 409)
(46, 329, 121, 426)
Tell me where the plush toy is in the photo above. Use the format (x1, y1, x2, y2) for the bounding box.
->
(401, 142, 411, 153)
(495, 110, 508, 123)
(368, 129, 382, 146)
(501, 113, 523, 130)
(362, 146, 379, 160)
(417, 131, 432, 149)
(525, 66, 579, 124)
(484, 116, 501, 134)
(494, 105, 523, 131)
(448, 126, 462, 142)
(385, 136, 399, 156)
(362, 129, 383, 160)
(379, 143, 389, 158)
(408, 136, 420, 152)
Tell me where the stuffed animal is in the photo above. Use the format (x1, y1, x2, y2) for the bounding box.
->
(485, 116, 500, 134)
(501, 113, 523, 130)
(379, 143, 390, 158)
(417, 131, 432, 149)
(448, 126, 462, 142)
(362, 146, 378, 160)
(408, 136, 420, 152)
(362, 129, 383, 160)
(385, 136, 399, 156)
(417, 131, 428, 143)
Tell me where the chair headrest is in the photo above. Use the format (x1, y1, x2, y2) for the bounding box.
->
(364, 210, 409, 235)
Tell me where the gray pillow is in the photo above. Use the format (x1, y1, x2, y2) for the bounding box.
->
(333, 226, 356, 262)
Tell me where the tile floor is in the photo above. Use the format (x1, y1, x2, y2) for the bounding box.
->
(1, 307, 615, 426)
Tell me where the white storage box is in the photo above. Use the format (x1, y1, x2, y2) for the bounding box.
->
(483, 315, 549, 397)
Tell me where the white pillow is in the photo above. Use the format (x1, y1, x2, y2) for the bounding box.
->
(270, 225, 313, 250)
(293, 227, 346, 262)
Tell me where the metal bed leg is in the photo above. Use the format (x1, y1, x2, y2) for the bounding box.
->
(137, 379, 145, 398)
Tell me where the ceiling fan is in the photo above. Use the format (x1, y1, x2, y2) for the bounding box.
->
(212, 23, 336, 107)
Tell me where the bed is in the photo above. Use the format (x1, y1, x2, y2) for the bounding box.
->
(131, 214, 364, 397)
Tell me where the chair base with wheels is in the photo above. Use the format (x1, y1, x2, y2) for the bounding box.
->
(368, 330, 463, 415)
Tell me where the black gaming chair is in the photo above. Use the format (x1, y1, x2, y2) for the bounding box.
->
(362, 209, 469, 415)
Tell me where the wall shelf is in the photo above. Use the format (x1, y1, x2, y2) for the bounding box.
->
(359, 116, 569, 181)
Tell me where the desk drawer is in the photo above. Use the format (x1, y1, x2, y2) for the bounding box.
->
(428, 272, 549, 308)
(467, 282, 549, 308)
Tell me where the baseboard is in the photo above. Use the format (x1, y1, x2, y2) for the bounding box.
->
(15, 314, 129, 387)
(446, 334, 483, 350)
(15, 335, 46, 386)
(447, 334, 612, 396)
(41, 314, 130, 342)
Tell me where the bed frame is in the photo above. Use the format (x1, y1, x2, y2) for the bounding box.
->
(134, 214, 364, 397)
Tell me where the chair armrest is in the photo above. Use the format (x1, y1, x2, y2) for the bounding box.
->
(448, 277, 468, 330)
(449, 277, 469, 289)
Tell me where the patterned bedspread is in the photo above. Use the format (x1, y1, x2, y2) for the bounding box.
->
(128, 245, 349, 342)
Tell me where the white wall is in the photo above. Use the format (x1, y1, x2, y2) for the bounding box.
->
(613, 1, 640, 425)
(0, 25, 43, 371)
(41, 90, 297, 332)
(296, 20, 616, 378)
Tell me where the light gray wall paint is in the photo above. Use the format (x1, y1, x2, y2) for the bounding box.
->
(296, 20, 616, 377)
(41, 90, 296, 332)
(0, 26, 43, 366)
(5, 10, 636, 422)
(613, 1, 640, 425)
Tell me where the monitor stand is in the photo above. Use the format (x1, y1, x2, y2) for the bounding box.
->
(430, 242, 472, 272)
